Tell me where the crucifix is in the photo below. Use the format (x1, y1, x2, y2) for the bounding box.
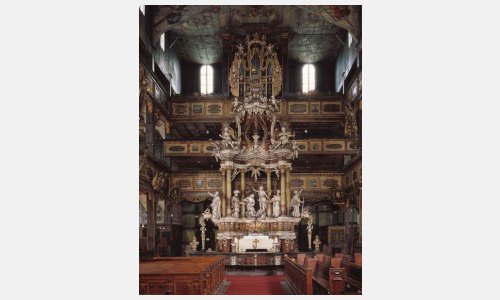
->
(252, 238, 260, 249)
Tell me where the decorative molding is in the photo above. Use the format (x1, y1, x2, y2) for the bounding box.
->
(164, 139, 353, 156)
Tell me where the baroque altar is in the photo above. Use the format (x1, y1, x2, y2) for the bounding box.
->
(194, 34, 313, 261)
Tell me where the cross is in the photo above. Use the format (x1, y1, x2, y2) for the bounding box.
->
(252, 238, 260, 249)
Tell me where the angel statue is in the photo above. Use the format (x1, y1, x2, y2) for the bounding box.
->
(243, 194, 256, 217)
(290, 189, 304, 218)
(208, 191, 221, 219)
(270, 96, 280, 111)
(253, 186, 269, 214)
(273, 127, 295, 149)
(236, 43, 245, 55)
(209, 140, 221, 162)
(219, 127, 239, 150)
(292, 141, 300, 159)
(231, 97, 241, 113)
(270, 190, 281, 218)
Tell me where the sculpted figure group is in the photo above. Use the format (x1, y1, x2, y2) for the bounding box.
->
(208, 187, 305, 219)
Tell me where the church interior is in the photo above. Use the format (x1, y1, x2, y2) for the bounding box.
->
(139, 5, 362, 295)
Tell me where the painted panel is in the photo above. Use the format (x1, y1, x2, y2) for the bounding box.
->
(206, 102, 223, 115)
(310, 102, 321, 114)
(322, 102, 341, 113)
(290, 178, 305, 188)
(190, 143, 202, 154)
(307, 177, 319, 189)
(165, 143, 188, 154)
(172, 103, 189, 116)
(324, 140, 345, 151)
(309, 141, 322, 151)
(194, 178, 205, 189)
(191, 102, 204, 115)
(288, 102, 309, 114)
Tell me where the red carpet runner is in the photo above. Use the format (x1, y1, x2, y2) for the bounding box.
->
(224, 275, 287, 295)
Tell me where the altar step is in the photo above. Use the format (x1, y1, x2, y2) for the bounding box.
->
(223, 275, 289, 295)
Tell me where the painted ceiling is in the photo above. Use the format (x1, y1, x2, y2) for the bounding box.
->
(152, 5, 361, 64)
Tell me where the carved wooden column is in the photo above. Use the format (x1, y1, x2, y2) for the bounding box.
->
(221, 170, 226, 217)
(285, 168, 291, 216)
(145, 99, 155, 155)
(240, 171, 246, 217)
(221, 33, 231, 97)
(281, 32, 289, 95)
(280, 168, 286, 216)
(266, 170, 272, 216)
(147, 192, 156, 251)
(226, 168, 232, 216)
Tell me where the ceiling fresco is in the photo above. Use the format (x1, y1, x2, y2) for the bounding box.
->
(152, 5, 361, 64)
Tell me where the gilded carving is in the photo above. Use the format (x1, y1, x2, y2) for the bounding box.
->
(344, 101, 360, 148)
(229, 33, 282, 97)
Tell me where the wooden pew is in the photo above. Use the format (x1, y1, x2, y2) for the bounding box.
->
(341, 257, 362, 293)
(139, 256, 225, 295)
(285, 254, 352, 295)
(284, 255, 313, 295)
(311, 254, 347, 295)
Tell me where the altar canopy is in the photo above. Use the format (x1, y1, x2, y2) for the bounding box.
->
(198, 33, 314, 255)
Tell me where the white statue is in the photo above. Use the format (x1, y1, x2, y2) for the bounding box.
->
(219, 127, 239, 150)
(270, 190, 281, 217)
(232, 97, 240, 112)
(290, 189, 304, 217)
(313, 235, 321, 252)
(253, 186, 269, 213)
(292, 141, 300, 159)
(208, 191, 221, 219)
(243, 194, 256, 217)
(270, 95, 280, 111)
(231, 190, 241, 218)
(190, 236, 199, 252)
(273, 126, 294, 149)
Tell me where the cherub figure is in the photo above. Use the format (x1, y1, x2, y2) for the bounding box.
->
(232, 97, 241, 113)
(236, 43, 245, 55)
(270, 95, 280, 111)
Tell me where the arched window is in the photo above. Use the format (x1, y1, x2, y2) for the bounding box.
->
(200, 65, 213, 94)
(302, 64, 315, 93)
